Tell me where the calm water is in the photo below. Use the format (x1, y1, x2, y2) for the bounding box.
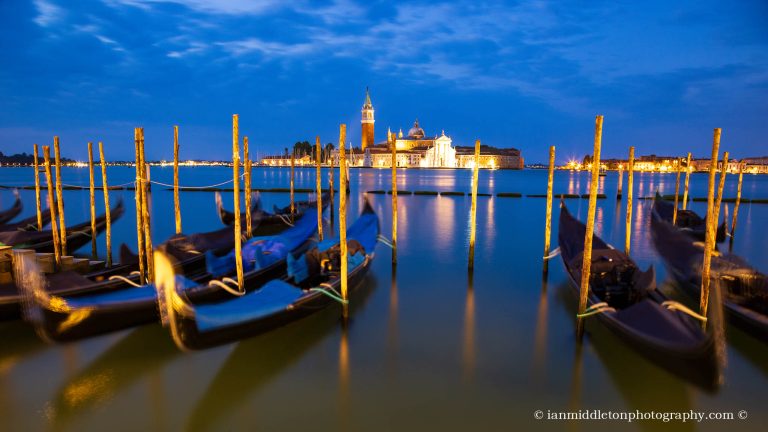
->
(0, 166, 767, 431)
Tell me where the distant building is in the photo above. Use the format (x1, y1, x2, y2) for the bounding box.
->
(361, 87, 374, 151)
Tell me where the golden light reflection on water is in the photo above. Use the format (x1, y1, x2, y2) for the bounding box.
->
(434, 195, 455, 252)
(532, 275, 549, 382)
(338, 324, 350, 432)
(462, 275, 475, 384)
(484, 197, 495, 257)
(61, 371, 115, 410)
(387, 268, 398, 375)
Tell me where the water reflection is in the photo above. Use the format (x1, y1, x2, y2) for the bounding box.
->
(462, 273, 475, 384)
(339, 320, 350, 432)
(434, 196, 456, 253)
(532, 274, 549, 382)
(387, 267, 398, 376)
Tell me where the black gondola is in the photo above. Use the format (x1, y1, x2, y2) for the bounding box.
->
(216, 191, 329, 234)
(653, 192, 726, 242)
(0, 199, 125, 253)
(0, 210, 53, 232)
(558, 201, 718, 389)
(156, 198, 378, 350)
(650, 201, 768, 342)
(19, 208, 320, 341)
(0, 193, 23, 225)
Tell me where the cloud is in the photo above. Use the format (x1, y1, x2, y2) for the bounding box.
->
(32, 0, 64, 27)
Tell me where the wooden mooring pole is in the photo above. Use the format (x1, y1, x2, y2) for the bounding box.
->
(672, 157, 682, 225)
(731, 163, 744, 238)
(700, 129, 721, 319)
(173, 125, 182, 234)
(33, 144, 43, 230)
(468, 139, 481, 271)
(88, 142, 97, 259)
(42, 146, 61, 267)
(139, 129, 154, 282)
(339, 124, 348, 316)
(624, 146, 635, 256)
(99, 142, 112, 267)
(713, 152, 729, 237)
(232, 115, 244, 291)
(329, 145, 335, 227)
(290, 151, 295, 217)
(134, 128, 146, 284)
(316, 136, 324, 241)
(391, 131, 398, 266)
(244, 136, 253, 238)
(53, 137, 67, 256)
(577, 115, 604, 336)
(543, 145, 555, 273)
(682, 152, 692, 210)
(616, 164, 623, 200)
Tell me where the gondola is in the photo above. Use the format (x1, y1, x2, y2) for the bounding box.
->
(156, 198, 378, 350)
(0, 210, 53, 232)
(216, 191, 329, 234)
(19, 209, 320, 342)
(0, 199, 125, 253)
(558, 201, 718, 389)
(653, 192, 726, 242)
(0, 193, 23, 225)
(650, 202, 768, 342)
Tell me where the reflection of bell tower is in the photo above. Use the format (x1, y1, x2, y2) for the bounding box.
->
(361, 87, 374, 150)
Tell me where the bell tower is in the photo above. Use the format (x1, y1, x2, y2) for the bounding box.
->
(361, 87, 374, 150)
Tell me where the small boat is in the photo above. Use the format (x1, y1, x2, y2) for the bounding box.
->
(558, 201, 718, 389)
(653, 192, 726, 242)
(216, 192, 329, 235)
(0, 193, 23, 225)
(650, 204, 768, 342)
(0, 210, 52, 232)
(156, 198, 379, 350)
(0, 199, 125, 253)
(18, 209, 320, 342)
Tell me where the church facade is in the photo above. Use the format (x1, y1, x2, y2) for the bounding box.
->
(338, 89, 523, 169)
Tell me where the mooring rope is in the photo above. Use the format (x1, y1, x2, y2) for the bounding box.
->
(543, 246, 561, 260)
(208, 278, 245, 296)
(108, 274, 142, 287)
(377, 235, 394, 249)
(661, 300, 708, 322)
(277, 214, 294, 227)
(576, 302, 616, 318)
(309, 282, 348, 305)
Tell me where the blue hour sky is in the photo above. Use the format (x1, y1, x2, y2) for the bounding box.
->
(0, 0, 766, 163)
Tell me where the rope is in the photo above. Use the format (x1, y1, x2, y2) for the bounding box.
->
(576, 302, 616, 318)
(309, 282, 348, 304)
(42, 173, 242, 190)
(543, 246, 561, 260)
(377, 235, 393, 249)
(277, 214, 294, 227)
(148, 172, 245, 188)
(208, 278, 245, 296)
(661, 300, 708, 322)
(108, 275, 142, 287)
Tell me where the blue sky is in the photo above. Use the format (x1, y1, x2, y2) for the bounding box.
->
(0, 0, 766, 163)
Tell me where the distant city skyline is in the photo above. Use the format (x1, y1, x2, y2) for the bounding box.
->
(1, 1, 766, 164)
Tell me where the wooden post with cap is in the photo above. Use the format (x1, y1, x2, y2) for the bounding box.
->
(391, 131, 398, 265)
(699, 129, 721, 319)
(134, 128, 146, 284)
(577, 115, 604, 336)
(339, 124, 348, 315)
(468, 139, 481, 270)
(625, 146, 635, 256)
(88, 142, 97, 259)
(232, 115, 244, 291)
(53, 137, 67, 256)
(33, 144, 43, 230)
(316, 136, 323, 241)
(682, 152, 692, 210)
(173, 125, 182, 234)
(543, 145, 555, 272)
(99, 142, 112, 267)
(244, 136, 252, 238)
(731, 162, 744, 238)
(672, 157, 682, 225)
(42, 146, 61, 267)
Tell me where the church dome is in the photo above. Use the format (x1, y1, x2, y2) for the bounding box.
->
(407, 119, 425, 138)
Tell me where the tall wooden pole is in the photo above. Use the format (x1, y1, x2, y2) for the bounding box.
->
(391, 131, 398, 265)
(316, 136, 324, 241)
(672, 157, 682, 225)
(616, 165, 623, 200)
(700, 129, 721, 319)
(98, 142, 112, 267)
(53, 137, 67, 256)
(543, 145, 555, 272)
(712, 152, 729, 237)
(232, 115, 244, 291)
(33, 144, 43, 230)
(42, 146, 61, 267)
(88, 142, 97, 259)
(577, 116, 604, 335)
(134, 128, 146, 284)
(339, 124, 348, 313)
(139, 129, 154, 282)
(290, 151, 295, 216)
(682, 152, 692, 210)
(468, 139, 481, 270)
(244, 136, 252, 238)
(173, 125, 181, 234)
(624, 146, 635, 256)
(731, 163, 744, 237)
